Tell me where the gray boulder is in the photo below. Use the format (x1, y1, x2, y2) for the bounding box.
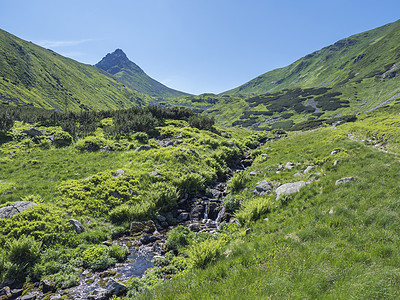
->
(177, 212, 190, 223)
(22, 127, 46, 137)
(285, 162, 295, 170)
(68, 219, 85, 234)
(304, 165, 315, 174)
(106, 278, 128, 296)
(113, 169, 125, 178)
(0, 201, 37, 219)
(335, 177, 354, 185)
(276, 181, 306, 200)
(88, 288, 110, 300)
(135, 145, 152, 152)
(254, 180, 272, 196)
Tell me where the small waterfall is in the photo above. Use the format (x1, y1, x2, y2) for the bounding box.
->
(203, 201, 210, 220)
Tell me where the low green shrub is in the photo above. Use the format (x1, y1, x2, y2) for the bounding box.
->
(228, 171, 249, 193)
(166, 225, 194, 252)
(223, 194, 242, 213)
(175, 173, 205, 195)
(75, 136, 107, 151)
(82, 245, 116, 271)
(143, 182, 179, 212)
(235, 197, 273, 225)
(188, 238, 225, 269)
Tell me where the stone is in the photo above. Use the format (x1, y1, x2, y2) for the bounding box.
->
(254, 180, 272, 196)
(22, 127, 46, 137)
(0, 201, 37, 219)
(215, 206, 226, 224)
(0, 286, 11, 298)
(158, 139, 174, 147)
(140, 235, 158, 245)
(335, 177, 355, 185)
(88, 288, 110, 300)
(105, 278, 127, 296)
(100, 145, 112, 152)
(177, 212, 190, 223)
(174, 140, 183, 145)
(245, 228, 252, 235)
(249, 171, 257, 176)
(285, 162, 295, 170)
(276, 181, 306, 200)
(190, 204, 205, 221)
(261, 153, 269, 158)
(102, 241, 112, 247)
(41, 279, 56, 293)
(20, 293, 37, 300)
(113, 169, 125, 178)
(11, 288, 23, 298)
(134, 145, 152, 152)
(293, 172, 303, 177)
(8, 150, 15, 155)
(303, 165, 315, 174)
(330, 149, 340, 155)
(156, 215, 166, 222)
(130, 220, 157, 235)
(150, 170, 161, 177)
(46, 135, 55, 142)
(188, 222, 201, 232)
(68, 219, 85, 234)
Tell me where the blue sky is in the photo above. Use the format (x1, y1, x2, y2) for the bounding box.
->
(1, 0, 399, 95)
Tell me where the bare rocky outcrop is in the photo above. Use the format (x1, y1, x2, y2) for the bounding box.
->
(0, 201, 37, 219)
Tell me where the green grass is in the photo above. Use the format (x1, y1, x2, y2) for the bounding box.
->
(135, 112, 400, 299)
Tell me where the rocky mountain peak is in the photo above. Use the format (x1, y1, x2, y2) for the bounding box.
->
(95, 48, 144, 75)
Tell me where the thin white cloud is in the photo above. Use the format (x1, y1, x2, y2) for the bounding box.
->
(35, 39, 95, 48)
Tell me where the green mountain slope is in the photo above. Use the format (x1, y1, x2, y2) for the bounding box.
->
(95, 49, 190, 98)
(0, 29, 152, 111)
(207, 19, 400, 129)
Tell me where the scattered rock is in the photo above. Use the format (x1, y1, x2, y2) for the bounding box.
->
(130, 221, 157, 235)
(0, 286, 11, 298)
(245, 228, 252, 235)
(249, 171, 257, 176)
(261, 153, 269, 158)
(276, 181, 306, 200)
(303, 165, 315, 174)
(46, 135, 55, 142)
(293, 172, 303, 177)
(100, 145, 113, 152)
(68, 219, 85, 234)
(150, 170, 161, 177)
(102, 241, 112, 247)
(20, 293, 38, 300)
(158, 139, 174, 147)
(140, 235, 158, 245)
(330, 149, 340, 155)
(0, 201, 37, 219)
(105, 278, 127, 296)
(254, 180, 272, 196)
(41, 279, 56, 293)
(113, 169, 125, 178)
(285, 162, 295, 170)
(22, 127, 46, 137)
(188, 222, 201, 232)
(329, 208, 334, 214)
(335, 177, 355, 185)
(176, 134, 183, 139)
(156, 215, 166, 222)
(177, 212, 190, 223)
(88, 288, 110, 300)
(8, 150, 15, 155)
(134, 145, 152, 152)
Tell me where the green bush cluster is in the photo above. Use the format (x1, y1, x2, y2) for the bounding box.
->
(58, 171, 139, 217)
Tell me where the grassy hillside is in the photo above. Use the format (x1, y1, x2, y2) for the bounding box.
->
(195, 19, 400, 130)
(0, 29, 152, 111)
(96, 49, 190, 99)
(136, 102, 400, 299)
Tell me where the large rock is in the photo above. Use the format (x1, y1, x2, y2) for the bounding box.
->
(0, 201, 37, 219)
(276, 181, 306, 200)
(68, 219, 85, 234)
(105, 278, 128, 297)
(22, 127, 46, 137)
(254, 180, 272, 196)
(335, 177, 354, 185)
(88, 288, 110, 300)
(134, 145, 152, 152)
(130, 220, 157, 235)
(140, 235, 158, 245)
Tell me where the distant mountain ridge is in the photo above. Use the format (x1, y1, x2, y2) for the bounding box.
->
(95, 49, 190, 98)
(0, 29, 152, 111)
